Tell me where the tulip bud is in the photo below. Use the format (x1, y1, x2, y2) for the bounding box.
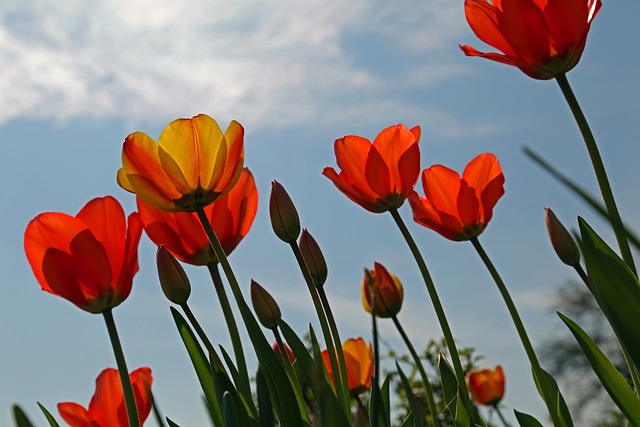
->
(269, 181, 300, 243)
(156, 246, 191, 304)
(299, 229, 328, 287)
(545, 208, 580, 267)
(250, 280, 281, 329)
(361, 262, 404, 318)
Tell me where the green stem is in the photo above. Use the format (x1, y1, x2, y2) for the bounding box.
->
(207, 262, 251, 390)
(179, 301, 225, 371)
(289, 241, 350, 413)
(389, 209, 474, 417)
(103, 309, 140, 427)
(493, 405, 511, 427)
(370, 277, 380, 427)
(317, 287, 351, 414)
(555, 73, 636, 275)
(470, 237, 560, 425)
(150, 391, 166, 427)
(391, 314, 441, 427)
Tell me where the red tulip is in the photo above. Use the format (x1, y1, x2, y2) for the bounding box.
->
(408, 153, 504, 241)
(322, 337, 373, 396)
(58, 367, 153, 427)
(323, 124, 421, 213)
(24, 196, 142, 314)
(362, 262, 404, 318)
(137, 168, 258, 265)
(272, 341, 296, 363)
(466, 365, 505, 406)
(460, 0, 602, 79)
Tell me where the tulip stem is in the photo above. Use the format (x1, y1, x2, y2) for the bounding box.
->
(289, 241, 350, 414)
(150, 391, 167, 427)
(493, 405, 511, 427)
(470, 237, 562, 425)
(103, 309, 140, 427)
(389, 209, 474, 418)
(207, 262, 251, 390)
(555, 73, 636, 276)
(391, 314, 441, 427)
(317, 286, 351, 412)
(179, 302, 225, 371)
(366, 270, 380, 427)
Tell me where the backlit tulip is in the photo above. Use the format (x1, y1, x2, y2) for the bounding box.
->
(323, 124, 421, 213)
(273, 341, 296, 363)
(362, 262, 404, 318)
(460, 0, 602, 79)
(322, 337, 373, 396)
(408, 153, 504, 241)
(24, 196, 142, 314)
(466, 365, 505, 406)
(137, 168, 258, 265)
(58, 367, 152, 427)
(117, 114, 244, 212)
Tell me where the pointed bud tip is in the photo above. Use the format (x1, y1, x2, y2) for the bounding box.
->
(250, 280, 281, 329)
(269, 181, 301, 243)
(545, 208, 580, 267)
(156, 245, 191, 304)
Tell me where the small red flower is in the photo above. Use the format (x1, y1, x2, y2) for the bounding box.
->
(24, 196, 142, 314)
(466, 365, 505, 406)
(322, 337, 373, 396)
(137, 168, 258, 265)
(362, 262, 404, 318)
(58, 367, 153, 427)
(409, 153, 504, 241)
(272, 341, 296, 363)
(460, 0, 602, 79)
(323, 124, 421, 213)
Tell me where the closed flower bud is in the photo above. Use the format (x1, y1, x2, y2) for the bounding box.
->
(545, 208, 580, 267)
(156, 245, 191, 304)
(299, 229, 328, 287)
(362, 262, 404, 318)
(269, 181, 300, 243)
(250, 280, 281, 330)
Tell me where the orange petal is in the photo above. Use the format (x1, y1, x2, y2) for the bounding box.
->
(58, 402, 96, 427)
(421, 165, 461, 217)
(464, 0, 518, 58)
(462, 153, 505, 223)
(210, 120, 245, 195)
(322, 167, 382, 213)
(113, 212, 143, 306)
(87, 369, 127, 427)
(497, 0, 551, 66)
(365, 146, 391, 198)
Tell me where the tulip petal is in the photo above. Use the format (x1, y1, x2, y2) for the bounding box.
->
(322, 167, 382, 213)
(121, 132, 181, 202)
(334, 136, 375, 194)
(456, 180, 481, 229)
(77, 197, 126, 285)
(462, 153, 505, 223)
(113, 212, 143, 305)
(464, 0, 519, 58)
(397, 142, 421, 194)
(58, 402, 98, 427)
(497, 0, 551, 65)
(365, 146, 391, 198)
(210, 120, 245, 195)
(42, 248, 91, 310)
(544, 0, 589, 57)
(88, 369, 128, 427)
(421, 165, 461, 217)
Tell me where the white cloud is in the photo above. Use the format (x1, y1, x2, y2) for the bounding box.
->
(0, 0, 468, 129)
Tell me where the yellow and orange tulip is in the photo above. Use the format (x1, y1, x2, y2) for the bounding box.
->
(323, 337, 373, 396)
(117, 114, 244, 212)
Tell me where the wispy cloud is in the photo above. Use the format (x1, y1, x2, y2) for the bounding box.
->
(0, 0, 469, 129)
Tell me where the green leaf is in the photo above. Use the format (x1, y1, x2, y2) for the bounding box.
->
(532, 367, 573, 427)
(12, 405, 35, 427)
(257, 366, 276, 427)
(369, 378, 391, 427)
(171, 307, 224, 427)
(514, 410, 544, 427)
(380, 374, 392, 427)
(223, 391, 240, 427)
(219, 345, 259, 418)
(579, 217, 640, 371)
(559, 312, 640, 423)
(37, 402, 60, 427)
(437, 355, 459, 417)
(166, 417, 181, 427)
(401, 413, 414, 427)
(397, 363, 427, 427)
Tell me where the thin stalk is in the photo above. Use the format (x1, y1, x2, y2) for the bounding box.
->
(370, 284, 380, 427)
(150, 391, 167, 427)
(470, 237, 560, 425)
(103, 309, 140, 427)
(493, 405, 511, 427)
(317, 286, 351, 413)
(391, 314, 440, 427)
(179, 302, 225, 371)
(555, 73, 636, 275)
(207, 262, 251, 389)
(289, 241, 350, 413)
(389, 209, 474, 416)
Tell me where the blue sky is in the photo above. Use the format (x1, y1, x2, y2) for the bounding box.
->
(2, 0, 639, 425)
